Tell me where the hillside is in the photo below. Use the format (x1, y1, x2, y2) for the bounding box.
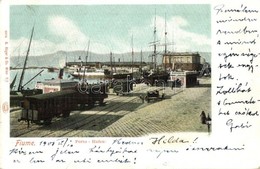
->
(10, 51, 211, 68)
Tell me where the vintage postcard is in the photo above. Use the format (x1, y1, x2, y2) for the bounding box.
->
(1, 0, 260, 168)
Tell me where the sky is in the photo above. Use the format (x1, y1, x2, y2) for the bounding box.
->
(10, 5, 211, 56)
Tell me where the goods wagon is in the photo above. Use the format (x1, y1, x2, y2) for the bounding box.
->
(112, 79, 133, 95)
(19, 84, 108, 127)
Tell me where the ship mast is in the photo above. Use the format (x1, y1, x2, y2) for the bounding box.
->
(131, 34, 134, 73)
(10, 73, 18, 90)
(18, 26, 34, 91)
(82, 40, 90, 82)
(164, 13, 167, 54)
(153, 9, 157, 70)
(110, 52, 113, 75)
(164, 13, 167, 70)
(162, 13, 174, 71)
(140, 50, 143, 73)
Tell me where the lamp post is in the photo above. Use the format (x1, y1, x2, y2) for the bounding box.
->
(175, 74, 178, 94)
(127, 75, 130, 94)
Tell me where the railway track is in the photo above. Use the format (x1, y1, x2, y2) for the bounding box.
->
(10, 94, 120, 137)
(46, 96, 141, 137)
(11, 85, 163, 137)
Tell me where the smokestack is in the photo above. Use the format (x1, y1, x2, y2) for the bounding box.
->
(58, 68, 64, 79)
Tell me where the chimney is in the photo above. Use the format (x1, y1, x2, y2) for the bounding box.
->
(58, 69, 64, 79)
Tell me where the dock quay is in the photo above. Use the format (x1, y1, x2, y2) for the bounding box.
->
(10, 77, 211, 137)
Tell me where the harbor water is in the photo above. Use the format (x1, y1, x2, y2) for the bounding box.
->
(10, 68, 101, 91)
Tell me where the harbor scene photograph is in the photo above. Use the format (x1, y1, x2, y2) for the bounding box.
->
(9, 4, 211, 137)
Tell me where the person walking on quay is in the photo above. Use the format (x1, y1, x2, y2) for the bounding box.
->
(200, 111, 207, 124)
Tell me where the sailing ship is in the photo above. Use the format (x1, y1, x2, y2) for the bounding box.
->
(142, 11, 169, 86)
(10, 26, 43, 106)
(104, 51, 133, 80)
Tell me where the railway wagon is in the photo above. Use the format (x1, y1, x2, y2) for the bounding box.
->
(19, 84, 108, 127)
(76, 83, 108, 107)
(112, 79, 133, 95)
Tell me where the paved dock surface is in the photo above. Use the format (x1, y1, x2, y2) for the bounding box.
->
(10, 77, 211, 137)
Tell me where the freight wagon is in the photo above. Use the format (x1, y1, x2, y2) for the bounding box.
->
(19, 84, 108, 127)
(112, 79, 133, 95)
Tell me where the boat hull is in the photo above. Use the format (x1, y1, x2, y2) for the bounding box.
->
(71, 72, 105, 78)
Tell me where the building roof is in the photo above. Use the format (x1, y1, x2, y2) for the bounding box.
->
(26, 89, 77, 100)
(163, 52, 200, 56)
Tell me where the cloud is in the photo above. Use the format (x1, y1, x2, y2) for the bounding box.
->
(10, 37, 57, 56)
(47, 16, 112, 54)
(156, 15, 211, 52)
(10, 15, 211, 57)
(11, 16, 110, 56)
(128, 15, 210, 54)
(48, 16, 87, 45)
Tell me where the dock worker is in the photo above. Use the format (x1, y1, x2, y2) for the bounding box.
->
(206, 113, 212, 133)
(200, 111, 207, 124)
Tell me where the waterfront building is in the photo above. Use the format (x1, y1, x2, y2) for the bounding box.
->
(162, 52, 202, 71)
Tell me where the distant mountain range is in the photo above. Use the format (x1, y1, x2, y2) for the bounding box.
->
(10, 50, 211, 68)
